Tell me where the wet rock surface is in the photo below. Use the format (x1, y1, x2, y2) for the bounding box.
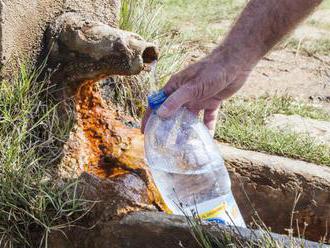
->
(59, 80, 169, 221)
(77, 172, 157, 223)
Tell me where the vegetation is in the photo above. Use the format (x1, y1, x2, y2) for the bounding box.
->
(284, 37, 330, 56)
(0, 65, 88, 248)
(160, 0, 243, 44)
(182, 192, 328, 247)
(186, 215, 325, 248)
(111, 0, 188, 117)
(119, 0, 330, 166)
(283, 0, 330, 55)
(216, 96, 330, 166)
(1, 0, 330, 247)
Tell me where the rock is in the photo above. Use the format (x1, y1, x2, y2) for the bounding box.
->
(77, 172, 158, 224)
(266, 114, 330, 145)
(0, 0, 120, 79)
(48, 211, 322, 248)
(47, 12, 158, 89)
(59, 81, 169, 221)
(219, 143, 330, 242)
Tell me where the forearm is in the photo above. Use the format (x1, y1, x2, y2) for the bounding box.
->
(210, 0, 322, 81)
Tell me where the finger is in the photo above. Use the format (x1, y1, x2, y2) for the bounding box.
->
(162, 73, 183, 96)
(157, 84, 196, 119)
(141, 107, 152, 134)
(162, 63, 201, 96)
(204, 107, 220, 137)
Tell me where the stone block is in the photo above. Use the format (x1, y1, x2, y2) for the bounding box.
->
(220, 143, 330, 242)
(0, 0, 120, 78)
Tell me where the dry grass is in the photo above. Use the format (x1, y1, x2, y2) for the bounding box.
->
(0, 64, 89, 248)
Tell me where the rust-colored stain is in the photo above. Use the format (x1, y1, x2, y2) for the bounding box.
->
(75, 80, 169, 212)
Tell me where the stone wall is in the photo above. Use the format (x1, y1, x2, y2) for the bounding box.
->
(0, 0, 120, 78)
(48, 212, 321, 248)
(220, 143, 330, 242)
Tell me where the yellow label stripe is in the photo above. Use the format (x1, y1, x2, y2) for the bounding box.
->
(198, 202, 227, 219)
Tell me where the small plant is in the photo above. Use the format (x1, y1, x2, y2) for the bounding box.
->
(284, 37, 330, 56)
(0, 64, 88, 248)
(183, 191, 327, 247)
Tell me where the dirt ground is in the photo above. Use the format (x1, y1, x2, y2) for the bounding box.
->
(240, 50, 330, 100)
(240, 9, 330, 102)
(184, 8, 330, 112)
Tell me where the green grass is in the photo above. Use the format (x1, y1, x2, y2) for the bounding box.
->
(0, 64, 88, 248)
(186, 215, 326, 248)
(215, 96, 330, 166)
(161, 0, 244, 44)
(109, 0, 188, 118)
(283, 36, 330, 56)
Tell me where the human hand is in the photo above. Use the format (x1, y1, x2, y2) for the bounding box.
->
(141, 55, 250, 136)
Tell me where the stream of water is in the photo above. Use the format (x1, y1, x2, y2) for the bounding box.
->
(149, 60, 159, 92)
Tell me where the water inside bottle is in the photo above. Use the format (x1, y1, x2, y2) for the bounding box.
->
(150, 165, 231, 210)
(145, 62, 246, 227)
(150, 165, 245, 227)
(149, 60, 159, 92)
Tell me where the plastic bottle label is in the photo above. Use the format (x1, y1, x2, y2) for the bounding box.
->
(192, 193, 246, 227)
(198, 202, 227, 219)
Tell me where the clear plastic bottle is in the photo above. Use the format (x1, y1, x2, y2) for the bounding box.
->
(144, 90, 246, 227)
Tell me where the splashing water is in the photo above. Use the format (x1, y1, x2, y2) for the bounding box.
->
(149, 60, 159, 92)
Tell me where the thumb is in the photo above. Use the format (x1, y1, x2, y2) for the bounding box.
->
(157, 85, 195, 119)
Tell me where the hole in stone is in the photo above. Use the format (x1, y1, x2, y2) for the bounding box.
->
(142, 46, 158, 64)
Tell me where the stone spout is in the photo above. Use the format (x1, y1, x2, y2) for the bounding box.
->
(47, 12, 158, 87)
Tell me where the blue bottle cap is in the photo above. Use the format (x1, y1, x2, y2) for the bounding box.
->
(148, 90, 168, 110)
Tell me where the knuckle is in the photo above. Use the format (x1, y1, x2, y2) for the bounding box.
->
(183, 84, 198, 98)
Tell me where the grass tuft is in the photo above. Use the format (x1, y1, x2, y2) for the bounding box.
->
(284, 37, 330, 56)
(109, 0, 188, 118)
(0, 64, 88, 248)
(216, 96, 330, 166)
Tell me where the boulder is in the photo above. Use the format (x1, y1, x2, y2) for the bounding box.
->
(48, 211, 322, 248)
(0, 0, 120, 78)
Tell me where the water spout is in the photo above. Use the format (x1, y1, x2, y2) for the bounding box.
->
(47, 12, 159, 93)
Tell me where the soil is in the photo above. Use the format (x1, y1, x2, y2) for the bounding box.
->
(239, 49, 330, 101)
(187, 36, 330, 113)
(183, 8, 330, 113)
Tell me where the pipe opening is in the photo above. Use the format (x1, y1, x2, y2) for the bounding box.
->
(142, 46, 159, 64)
